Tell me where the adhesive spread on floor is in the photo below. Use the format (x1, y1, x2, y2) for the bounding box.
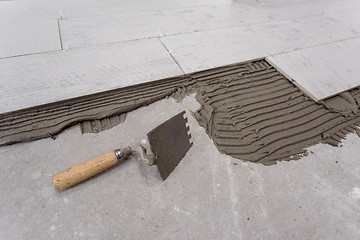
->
(322, 92, 359, 117)
(187, 61, 360, 165)
(80, 113, 126, 134)
(0, 76, 189, 145)
(0, 59, 359, 165)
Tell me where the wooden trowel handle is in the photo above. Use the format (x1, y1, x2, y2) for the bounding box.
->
(52, 147, 132, 191)
(52, 151, 118, 191)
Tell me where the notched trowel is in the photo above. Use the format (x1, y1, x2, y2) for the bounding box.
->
(52, 111, 192, 191)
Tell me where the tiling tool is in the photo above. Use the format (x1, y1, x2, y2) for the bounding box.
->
(52, 111, 192, 191)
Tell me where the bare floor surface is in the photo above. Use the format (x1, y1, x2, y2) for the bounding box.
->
(0, 97, 359, 239)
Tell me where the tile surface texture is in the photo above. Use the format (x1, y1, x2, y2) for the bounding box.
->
(267, 38, 360, 101)
(160, 15, 360, 73)
(1, 0, 360, 112)
(59, 1, 360, 48)
(0, 39, 182, 114)
(0, 20, 61, 58)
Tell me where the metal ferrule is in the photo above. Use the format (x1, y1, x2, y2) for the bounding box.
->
(114, 149, 123, 161)
(114, 147, 132, 162)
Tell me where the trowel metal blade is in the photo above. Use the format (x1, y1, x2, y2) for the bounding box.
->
(147, 111, 192, 180)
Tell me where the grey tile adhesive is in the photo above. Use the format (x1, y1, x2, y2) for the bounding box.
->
(80, 113, 126, 134)
(1, 60, 359, 165)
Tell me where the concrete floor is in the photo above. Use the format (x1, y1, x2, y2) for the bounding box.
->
(0, 96, 359, 239)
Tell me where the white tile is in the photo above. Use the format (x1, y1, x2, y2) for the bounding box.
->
(59, 1, 360, 49)
(56, 0, 230, 19)
(0, 0, 59, 23)
(160, 15, 360, 73)
(0, 20, 61, 58)
(59, 4, 253, 48)
(330, 10, 360, 33)
(242, 0, 360, 12)
(2, 0, 360, 113)
(0, 39, 182, 114)
(267, 38, 360, 101)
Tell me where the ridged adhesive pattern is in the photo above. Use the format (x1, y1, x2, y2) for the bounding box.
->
(190, 60, 360, 165)
(1, 59, 359, 165)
